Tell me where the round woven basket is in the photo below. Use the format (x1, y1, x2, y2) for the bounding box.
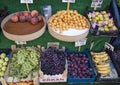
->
(1, 13, 46, 42)
(48, 18, 90, 42)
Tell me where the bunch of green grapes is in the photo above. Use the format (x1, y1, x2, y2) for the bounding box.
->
(9, 48, 40, 79)
(0, 53, 9, 77)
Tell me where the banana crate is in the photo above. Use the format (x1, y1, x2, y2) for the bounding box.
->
(66, 50, 96, 84)
(90, 50, 119, 83)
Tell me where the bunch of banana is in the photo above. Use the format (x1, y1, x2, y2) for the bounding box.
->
(90, 51, 111, 76)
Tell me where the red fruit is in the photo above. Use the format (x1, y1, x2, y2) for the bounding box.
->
(38, 15, 43, 22)
(11, 15, 18, 22)
(31, 10, 39, 17)
(19, 15, 26, 22)
(30, 17, 39, 25)
(15, 12, 23, 17)
(26, 15, 32, 22)
(23, 11, 30, 17)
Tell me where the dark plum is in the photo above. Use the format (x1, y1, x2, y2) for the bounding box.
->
(67, 52, 93, 78)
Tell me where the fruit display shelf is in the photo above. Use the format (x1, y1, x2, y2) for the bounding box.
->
(66, 50, 96, 84)
(90, 51, 119, 83)
(86, 10, 118, 36)
(1, 12, 46, 42)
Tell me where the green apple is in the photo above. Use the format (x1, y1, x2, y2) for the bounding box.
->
(0, 64, 2, 68)
(0, 53, 6, 59)
(3, 62, 7, 66)
(0, 72, 4, 77)
(1, 67, 6, 71)
(0, 59, 4, 64)
(5, 57, 9, 62)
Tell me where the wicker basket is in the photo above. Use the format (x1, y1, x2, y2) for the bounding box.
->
(1, 13, 46, 42)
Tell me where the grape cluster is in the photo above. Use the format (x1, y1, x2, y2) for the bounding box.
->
(67, 53, 93, 78)
(113, 50, 120, 66)
(9, 48, 40, 79)
(40, 47, 66, 75)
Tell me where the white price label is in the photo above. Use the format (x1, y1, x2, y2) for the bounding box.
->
(20, 0, 33, 3)
(75, 38, 87, 47)
(15, 41, 27, 45)
(104, 42, 114, 51)
(91, 0, 103, 8)
(62, 0, 75, 3)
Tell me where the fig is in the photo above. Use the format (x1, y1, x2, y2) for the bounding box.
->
(15, 12, 23, 17)
(23, 11, 30, 17)
(10, 15, 18, 22)
(31, 10, 39, 17)
(26, 15, 32, 22)
(38, 15, 43, 22)
(19, 15, 26, 22)
(30, 17, 39, 25)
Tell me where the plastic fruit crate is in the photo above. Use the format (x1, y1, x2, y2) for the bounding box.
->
(90, 50, 120, 83)
(107, 49, 120, 77)
(67, 50, 96, 84)
(86, 10, 118, 37)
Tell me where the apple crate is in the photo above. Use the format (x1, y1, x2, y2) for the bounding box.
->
(4, 45, 40, 85)
(109, 0, 120, 28)
(90, 50, 119, 83)
(66, 50, 96, 84)
(0, 48, 11, 85)
(86, 9, 119, 36)
(39, 46, 67, 83)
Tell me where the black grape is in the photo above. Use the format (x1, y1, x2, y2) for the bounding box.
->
(40, 47, 66, 75)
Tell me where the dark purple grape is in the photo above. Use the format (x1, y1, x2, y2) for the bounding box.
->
(40, 47, 66, 75)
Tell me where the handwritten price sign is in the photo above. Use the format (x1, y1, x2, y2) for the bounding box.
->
(20, 0, 33, 3)
(62, 0, 75, 3)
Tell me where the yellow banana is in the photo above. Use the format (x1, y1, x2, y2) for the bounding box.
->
(98, 69, 110, 74)
(96, 66, 110, 71)
(95, 63, 110, 68)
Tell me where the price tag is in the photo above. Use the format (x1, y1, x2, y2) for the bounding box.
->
(91, 0, 103, 8)
(104, 42, 114, 51)
(20, 0, 33, 3)
(62, 0, 75, 3)
(75, 38, 87, 47)
(15, 41, 27, 45)
(47, 42, 59, 49)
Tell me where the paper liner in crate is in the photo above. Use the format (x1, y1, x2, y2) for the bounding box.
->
(39, 70, 67, 82)
(39, 42, 67, 83)
(90, 51, 119, 82)
(4, 45, 41, 85)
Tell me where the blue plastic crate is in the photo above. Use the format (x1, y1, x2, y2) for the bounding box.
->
(66, 50, 97, 84)
(110, 0, 120, 28)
